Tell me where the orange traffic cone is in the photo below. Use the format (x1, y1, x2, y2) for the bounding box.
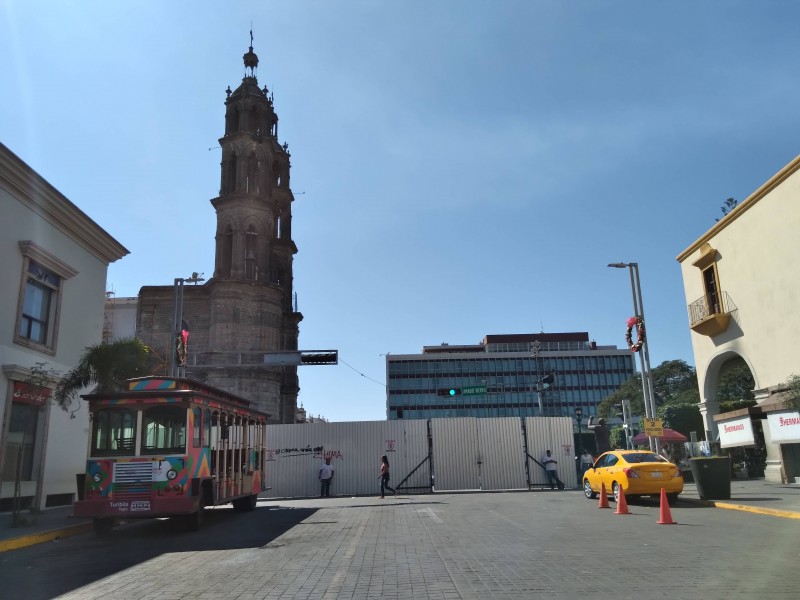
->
(615, 485, 630, 515)
(598, 483, 610, 509)
(658, 488, 676, 525)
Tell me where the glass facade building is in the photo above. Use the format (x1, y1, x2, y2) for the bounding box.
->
(386, 332, 636, 420)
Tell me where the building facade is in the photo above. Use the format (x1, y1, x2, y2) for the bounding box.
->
(136, 41, 302, 423)
(677, 155, 800, 483)
(0, 143, 127, 511)
(386, 333, 636, 420)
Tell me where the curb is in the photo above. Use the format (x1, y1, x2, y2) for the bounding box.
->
(0, 522, 93, 553)
(680, 497, 800, 520)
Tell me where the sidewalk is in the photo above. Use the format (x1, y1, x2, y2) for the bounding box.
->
(2, 478, 799, 552)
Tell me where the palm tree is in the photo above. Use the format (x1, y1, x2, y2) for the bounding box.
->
(54, 337, 152, 410)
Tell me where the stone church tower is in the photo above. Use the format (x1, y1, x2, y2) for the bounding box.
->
(136, 40, 302, 422)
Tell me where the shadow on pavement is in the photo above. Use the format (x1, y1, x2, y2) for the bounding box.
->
(0, 504, 316, 600)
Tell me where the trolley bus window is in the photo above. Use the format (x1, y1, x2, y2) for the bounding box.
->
(142, 406, 186, 454)
(92, 408, 136, 456)
(203, 409, 211, 448)
(192, 407, 201, 448)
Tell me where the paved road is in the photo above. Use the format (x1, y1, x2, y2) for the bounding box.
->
(1, 491, 799, 600)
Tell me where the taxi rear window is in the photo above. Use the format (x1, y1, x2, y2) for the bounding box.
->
(624, 452, 667, 463)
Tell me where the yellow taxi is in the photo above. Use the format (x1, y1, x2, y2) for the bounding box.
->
(583, 450, 684, 502)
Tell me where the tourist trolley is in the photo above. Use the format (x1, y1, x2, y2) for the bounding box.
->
(74, 377, 268, 534)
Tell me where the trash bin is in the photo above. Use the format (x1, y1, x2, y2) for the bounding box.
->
(689, 457, 731, 500)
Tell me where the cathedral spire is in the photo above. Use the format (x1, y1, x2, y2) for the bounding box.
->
(243, 28, 259, 78)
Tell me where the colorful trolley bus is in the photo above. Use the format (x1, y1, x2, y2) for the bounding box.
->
(74, 377, 268, 534)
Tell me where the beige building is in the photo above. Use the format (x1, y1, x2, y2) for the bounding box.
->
(0, 143, 127, 511)
(136, 42, 302, 423)
(677, 156, 800, 483)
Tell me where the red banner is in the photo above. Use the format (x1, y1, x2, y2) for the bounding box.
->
(13, 381, 51, 406)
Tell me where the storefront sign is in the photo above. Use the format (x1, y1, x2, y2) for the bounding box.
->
(766, 411, 800, 444)
(718, 416, 755, 448)
(12, 381, 51, 406)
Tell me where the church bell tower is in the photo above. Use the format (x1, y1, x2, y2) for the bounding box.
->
(206, 36, 302, 421)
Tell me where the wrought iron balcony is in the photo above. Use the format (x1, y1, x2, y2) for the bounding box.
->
(688, 291, 734, 337)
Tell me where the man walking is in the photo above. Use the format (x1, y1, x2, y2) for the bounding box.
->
(319, 457, 334, 497)
(541, 449, 564, 490)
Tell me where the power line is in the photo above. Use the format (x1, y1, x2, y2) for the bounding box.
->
(339, 357, 386, 387)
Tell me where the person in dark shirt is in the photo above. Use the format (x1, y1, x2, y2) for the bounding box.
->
(587, 416, 611, 454)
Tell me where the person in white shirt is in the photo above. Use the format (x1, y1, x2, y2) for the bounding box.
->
(541, 450, 564, 490)
(580, 451, 595, 478)
(319, 457, 334, 497)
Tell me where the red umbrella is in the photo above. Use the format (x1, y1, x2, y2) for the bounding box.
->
(632, 428, 688, 445)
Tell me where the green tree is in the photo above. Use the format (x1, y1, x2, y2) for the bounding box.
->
(784, 374, 800, 412)
(598, 359, 699, 419)
(716, 360, 756, 413)
(54, 338, 152, 410)
(657, 402, 704, 438)
(715, 197, 738, 222)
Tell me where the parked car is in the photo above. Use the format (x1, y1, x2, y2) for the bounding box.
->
(583, 450, 684, 502)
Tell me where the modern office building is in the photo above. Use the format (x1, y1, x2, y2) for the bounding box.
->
(386, 332, 636, 420)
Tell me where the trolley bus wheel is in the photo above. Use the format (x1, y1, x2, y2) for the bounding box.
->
(185, 505, 204, 531)
(233, 494, 258, 512)
(93, 518, 114, 536)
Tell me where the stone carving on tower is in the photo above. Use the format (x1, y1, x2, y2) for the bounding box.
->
(136, 37, 302, 422)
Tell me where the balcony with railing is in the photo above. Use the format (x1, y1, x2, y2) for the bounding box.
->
(688, 291, 734, 337)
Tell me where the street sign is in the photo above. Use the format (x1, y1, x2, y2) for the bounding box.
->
(643, 418, 664, 436)
(462, 386, 487, 396)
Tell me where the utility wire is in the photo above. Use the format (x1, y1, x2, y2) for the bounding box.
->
(339, 357, 386, 387)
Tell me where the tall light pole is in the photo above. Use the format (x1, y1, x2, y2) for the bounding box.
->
(168, 272, 205, 378)
(574, 407, 583, 484)
(607, 262, 660, 454)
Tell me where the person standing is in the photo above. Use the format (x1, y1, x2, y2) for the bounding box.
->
(378, 455, 396, 498)
(580, 450, 595, 478)
(587, 416, 611, 454)
(541, 450, 564, 490)
(319, 457, 334, 497)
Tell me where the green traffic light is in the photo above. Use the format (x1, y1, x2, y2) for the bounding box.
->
(449, 389, 456, 396)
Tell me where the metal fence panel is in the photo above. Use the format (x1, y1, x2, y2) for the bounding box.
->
(524, 416, 577, 489)
(264, 420, 429, 498)
(430, 418, 480, 491)
(476, 418, 528, 490)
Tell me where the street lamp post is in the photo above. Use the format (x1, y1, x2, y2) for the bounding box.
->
(608, 262, 660, 454)
(574, 407, 583, 484)
(168, 272, 205, 378)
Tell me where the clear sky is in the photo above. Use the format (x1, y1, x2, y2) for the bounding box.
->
(3, 1, 799, 421)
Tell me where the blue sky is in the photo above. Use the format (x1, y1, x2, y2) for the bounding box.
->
(3, 1, 799, 421)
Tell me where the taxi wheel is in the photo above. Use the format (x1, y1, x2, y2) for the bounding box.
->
(612, 482, 621, 503)
(667, 493, 679, 503)
(583, 479, 596, 499)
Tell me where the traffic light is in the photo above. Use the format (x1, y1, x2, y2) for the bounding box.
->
(437, 388, 461, 397)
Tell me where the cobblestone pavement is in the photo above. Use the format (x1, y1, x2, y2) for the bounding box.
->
(2, 491, 800, 599)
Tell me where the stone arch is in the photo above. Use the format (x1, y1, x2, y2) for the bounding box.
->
(699, 349, 759, 438)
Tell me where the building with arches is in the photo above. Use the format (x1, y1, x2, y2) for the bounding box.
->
(136, 40, 302, 423)
(678, 155, 800, 483)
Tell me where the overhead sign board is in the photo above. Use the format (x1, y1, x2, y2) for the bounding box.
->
(643, 418, 663, 436)
(766, 411, 800, 444)
(462, 386, 487, 396)
(718, 416, 755, 448)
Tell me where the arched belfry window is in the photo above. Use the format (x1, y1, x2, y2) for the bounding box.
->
(247, 154, 259, 194)
(227, 107, 240, 135)
(248, 106, 260, 134)
(245, 226, 258, 281)
(220, 225, 233, 277)
(223, 153, 238, 193)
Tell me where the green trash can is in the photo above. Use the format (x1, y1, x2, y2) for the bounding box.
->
(689, 457, 731, 500)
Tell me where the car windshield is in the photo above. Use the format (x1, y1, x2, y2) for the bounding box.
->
(624, 452, 668, 464)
